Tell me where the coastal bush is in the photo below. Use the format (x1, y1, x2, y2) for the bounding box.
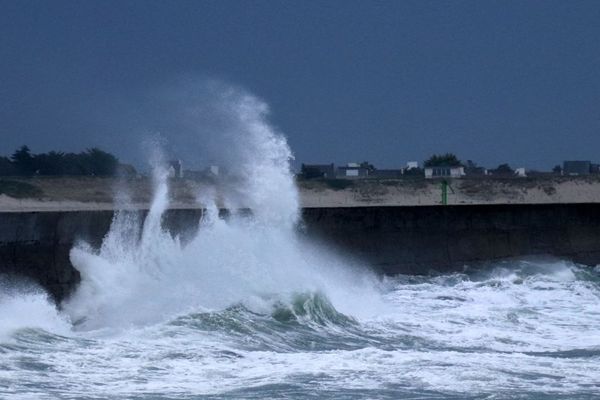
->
(0, 156, 17, 175)
(424, 153, 462, 167)
(324, 179, 354, 190)
(0, 180, 43, 198)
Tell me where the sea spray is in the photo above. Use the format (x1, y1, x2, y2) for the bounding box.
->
(0, 278, 71, 340)
(141, 79, 300, 225)
(63, 84, 381, 330)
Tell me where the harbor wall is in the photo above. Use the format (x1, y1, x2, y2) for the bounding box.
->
(1, 203, 600, 303)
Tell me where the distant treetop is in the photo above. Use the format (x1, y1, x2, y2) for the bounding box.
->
(491, 163, 514, 175)
(424, 153, 462, 167)
(1, 146, 128, 177)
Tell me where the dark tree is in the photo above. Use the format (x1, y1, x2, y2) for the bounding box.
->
(3, 146, 121, 176)
(493, 163, 514, 175)
(0, 156, 16, 176)
(552, 165, 562, 174)
(465, 159, 487, 176)
(62, 152, 86, 175)
(11, 145, 35, 175)
(117, 163, 138, 177)
(424, 153, 462, 167)
(83, 148, 119, 176)
(300, 164, 325, 179)
(359, 161, 375, 172)
(466, 160, 477, 169)
(34, 151, 66, 175)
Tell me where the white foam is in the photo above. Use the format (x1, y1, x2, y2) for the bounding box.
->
(378, 260, 600, 353)
(62, 85, 381, 330)
(0, 282, 71, 341)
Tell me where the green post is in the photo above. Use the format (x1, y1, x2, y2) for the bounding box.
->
(441, 180, 448, 205)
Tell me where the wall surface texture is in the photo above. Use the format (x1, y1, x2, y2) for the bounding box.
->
(1, 204, 600, 303)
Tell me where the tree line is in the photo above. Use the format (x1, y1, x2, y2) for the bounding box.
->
(0, 145, 129, 176)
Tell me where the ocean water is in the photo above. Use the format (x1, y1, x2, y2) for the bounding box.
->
(2, 258, 599, 399)
(1, 88, 600, 399)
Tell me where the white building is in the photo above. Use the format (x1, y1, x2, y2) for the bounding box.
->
(336, 163, 370, 178)
(209, 165, 220, 176)
(406, 161, 419, 170)
(424, 166, 465, 179)
(168, 160, 183, 178)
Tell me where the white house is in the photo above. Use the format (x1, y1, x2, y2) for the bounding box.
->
(209, 165, 220, 176)
(336, 163, 370, 178)
(406, 161, 419, 170)
(424, 165, 465, 179)
(168, 160, 183, 178)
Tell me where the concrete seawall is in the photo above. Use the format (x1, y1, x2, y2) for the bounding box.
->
(2, 204, 600, 303)
(302, 204, 600, 274)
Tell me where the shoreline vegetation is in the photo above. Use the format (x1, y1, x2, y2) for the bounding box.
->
(1, 146, 135, 178)
(2, 146, 599, 210)
(2, 174, 600, 211)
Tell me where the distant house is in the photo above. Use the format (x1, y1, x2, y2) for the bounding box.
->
(515, 167, 527, 177)
(563, 161, 591, 176)
(168, 160, 183, 178)
(371, 169, 404, 178)
(424, 165, 465, 179)
(301, 163, 335, 179)
(336, 163, 371, 178)
(406, 161, 419, 170)
(208, 165, 220, 176)
(464, 167, 487, 176)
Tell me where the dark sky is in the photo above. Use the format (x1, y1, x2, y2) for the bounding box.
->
(1, 0, 599, 170)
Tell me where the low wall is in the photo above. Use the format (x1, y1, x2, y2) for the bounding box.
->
(0, 209, 205, 303)
(2, 204, 600, 303)
(302, 204, 600, 274)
